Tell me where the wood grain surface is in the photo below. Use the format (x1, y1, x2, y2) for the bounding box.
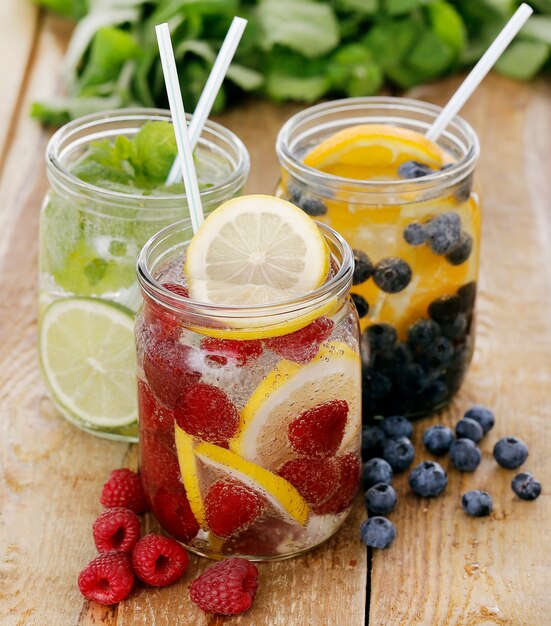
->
(0, 6, 550, 626)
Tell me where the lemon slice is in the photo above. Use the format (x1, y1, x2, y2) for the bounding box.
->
(304, 124, 445, 178)
(185, 195, 330, 307)
(174, 426, 206, 528)
(194, 441, 309, 526)
(39, 297, 137, 428)
(230, 342, 361, 470)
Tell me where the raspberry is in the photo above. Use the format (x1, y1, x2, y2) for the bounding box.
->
(277, 457, 340, 506)
(190, 558, 259, 615)
(139, 432, 182, 493)
(264, 316, 334, 364)
(137, 380, 175, 434)
(152, 487, 200, 542)
(288, 400, 348, 457)
(173, 383, 239, 446)
(163, 282, 189, 298)
(200, 337, 263, 368)
(78, 551, 134, 605)
(143, 336, 201, 409)
(313, 452, 360, 515)
(100, 468, 148, 514)
(143, 283, 189, 341)
(93, 508, 141, 553)
(204, 480, 266, 538)
(132, 534, 189, 587)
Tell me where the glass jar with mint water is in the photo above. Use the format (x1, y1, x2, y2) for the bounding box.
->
(38, 109, 249, 442)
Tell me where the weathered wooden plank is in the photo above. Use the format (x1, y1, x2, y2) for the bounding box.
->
(368, 74, 551, 626)
(0, 0, 41, 171)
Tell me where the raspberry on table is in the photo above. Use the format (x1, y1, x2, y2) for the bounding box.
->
(100, 468, 149, 514)
(190, 557, 259, 615)
(450, 438, 481, 472)
(93, 508, 141, 553)
(288, 399, 348, 457)
(511, 472, 541, 501)
(204, 480, 266, 538)
(461, 490, 493, 517)
(312, 452, 361, 515)
(383, 437, 415, 473)
(373, 257, 412, 294)
(364, 483, 397, 515)
(455, 417, 484, 443)
(380, 415, 413, 439)
(174, 382, 239, 446)
(278, 457, 340, 508)
(362, 458, 393, 489)
(464, 404, 495, 434)
(264, 316, 334, 364)
(493, 437, 529, 469)
(78, 551, 134, 605)
(360, 517, 396, 549)
(423, 425, 455, 456)
(132, 534, 189, 587)
(152, 487, 200, 542)
(200, 337, 263, 368)
(409, 461, 448, 497)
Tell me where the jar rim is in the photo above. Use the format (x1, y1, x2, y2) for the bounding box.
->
(46, 107, 250, 206)
(137, 218, 354, 322)
(276, 96, 480, 197)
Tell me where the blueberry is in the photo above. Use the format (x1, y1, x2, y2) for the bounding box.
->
(455, 176, 473, 202)
(446, 232, 473, 265)
(408, 319, 441, 349)
(398, 160, 434, 179)
(457, 282, 477, 314)
(464, 405, 495, 434)
(362, 369, 392, 400)
(426, 336, 454, 367)
(450, 438, 481, 471)
(421, 380, 450, 406)
(396, 363, 427, 395)
(353, 249, 374, 285)
(461, 490, 493, 517)
(361, 425, 386, 460)
(360, 517, 396, 549)
(440, 313, 468, 340)
(428, 295, 461, 323)
(287, 183, 303, 205)
(511, 472, 541, 501)
(380, 415, 413, 439)
(493, 437, 529, 469)
(366, 323, 397, 353)
(299, 196, 327, 216)
(423, 425, 455, 456)
(362, 458, 393, 489)
(383, 436, 415, 473)
(352, 293, 369, 318)
(455, 417, 484, 443)
(403, 223, 427, 246)
(365, 483, 397, 515)
(425, 212, 462, 255)
(373, 258, 412, 293)
(409, 461, 448, 497)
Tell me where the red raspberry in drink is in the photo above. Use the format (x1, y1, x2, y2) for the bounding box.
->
(152, 487, 200, 543)
(139, 431, 182, 493)
(277, 457, 340, 507)
(312, 452, 361, 515)
(204, 480, 266, 538)
(288, 399, 348, 457)
(264, 316, 334, 364)
(137, 380, 175, 434)
(200, 337, 263, 367)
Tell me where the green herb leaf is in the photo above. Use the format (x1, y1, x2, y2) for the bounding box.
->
(328, 44, 383, 97)
(363, 18, 420, 71)
(427, 2, 466, 55)
(132, 122, 178, 184)
(384, 0, 430, 17)
(494, 39, 551, 79)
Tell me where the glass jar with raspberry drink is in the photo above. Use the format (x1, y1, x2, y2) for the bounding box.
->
(136, 196, 361, 560)
(276, 97, 480, 419)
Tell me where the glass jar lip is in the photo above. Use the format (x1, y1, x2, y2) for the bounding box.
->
(137, 218, 354, 321)
(46, 107, 250, 205)
(276, 96, 480, 195)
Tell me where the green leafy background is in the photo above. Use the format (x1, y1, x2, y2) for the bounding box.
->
(32, 0, 551, 124)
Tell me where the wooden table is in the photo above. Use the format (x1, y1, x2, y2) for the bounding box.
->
(1, 6, 550, 626)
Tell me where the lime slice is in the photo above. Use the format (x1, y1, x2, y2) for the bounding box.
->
(230, 342, 361, 470)
(185, 195, 330, 307)
(39, 298, 137, 428)
(194, 441, 309, 526)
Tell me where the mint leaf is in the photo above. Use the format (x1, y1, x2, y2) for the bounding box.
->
(427, 2, 466, 55)
(384, 0, 430, 16)
(132, 122, 178, 184)
(328, 44, 383, 97)
(522, 15, 551, 45)
(226, 64, 264, 90)
(255, 0, 339, 58)
(32, 0, 87, 19)
(336, 0, 378, 14)
(408, 30, 455, 77)
(495, 40, 550, 79)
(266, 73, 330, 101)
(363, 19, 420, 71)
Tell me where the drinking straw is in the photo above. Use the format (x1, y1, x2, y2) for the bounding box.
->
(156, 23, 204, 233)
(165, 17, 248, 186)
(426, 3, 533, 142)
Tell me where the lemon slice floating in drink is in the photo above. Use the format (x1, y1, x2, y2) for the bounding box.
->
(230, 342, 361, 470)
(39, 298, 137, 428)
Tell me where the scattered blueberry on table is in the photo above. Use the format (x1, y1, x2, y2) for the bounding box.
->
(493, 437, 529, 469)
(423, 425, 455, 456)
(380, 415, 413, 439)
(464, 405, 495, 433)
(461, 490, 493, 517)
(450, 438, 482, 472)
(365, 483, 397, 516)
(409, 461, 448, 497)
(455, 417, 484, 443)
(383, 437, 415, 473)
(360, 517, 396, 549)
(511, 472, 541, 501)
(362, 458, 393, 489)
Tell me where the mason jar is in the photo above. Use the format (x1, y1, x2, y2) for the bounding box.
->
(276, 97, 480, 419)
(136, 219, 361, 560)
(38, 109, 249, 441)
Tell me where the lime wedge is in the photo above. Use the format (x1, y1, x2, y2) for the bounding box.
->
(39, 298, 137, 428)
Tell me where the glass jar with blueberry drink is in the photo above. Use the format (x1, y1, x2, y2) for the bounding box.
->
(276, 98, 480, 418)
